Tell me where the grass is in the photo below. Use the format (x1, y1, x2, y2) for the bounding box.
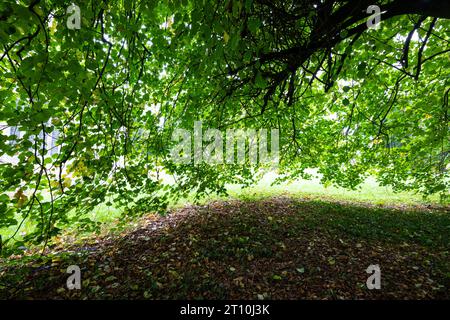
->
(1, 196, 448, 299)
(289, 199, 450, 247)
(225, 172, 442, 205)
(0, 172, 446, 251)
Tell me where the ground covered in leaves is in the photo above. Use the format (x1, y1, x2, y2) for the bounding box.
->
(1, 197, 449, 299)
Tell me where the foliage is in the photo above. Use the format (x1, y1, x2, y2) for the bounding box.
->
(0, 0, 448, 250)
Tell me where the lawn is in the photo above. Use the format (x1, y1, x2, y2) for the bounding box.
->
(2, 172, 443, 246)
(1, 194, 448, 299)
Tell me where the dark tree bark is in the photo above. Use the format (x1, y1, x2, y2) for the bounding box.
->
(228, 0, 450, 107)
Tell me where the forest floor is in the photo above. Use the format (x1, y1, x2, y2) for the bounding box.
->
(1, 197, 449, 299)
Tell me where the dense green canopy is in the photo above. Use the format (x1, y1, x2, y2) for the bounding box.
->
(0, 0, 449, 250)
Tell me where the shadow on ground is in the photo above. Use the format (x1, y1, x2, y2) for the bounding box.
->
(1, 197, 449, 299)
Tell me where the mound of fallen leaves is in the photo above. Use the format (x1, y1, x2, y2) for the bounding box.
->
(1, 197, 449, 299)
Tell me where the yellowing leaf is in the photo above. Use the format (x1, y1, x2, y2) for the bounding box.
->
(224, 31, 230, 44)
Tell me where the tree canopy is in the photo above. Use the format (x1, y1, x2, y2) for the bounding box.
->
(0, 0, 449, 250)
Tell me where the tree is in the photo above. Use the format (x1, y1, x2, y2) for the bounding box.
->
(0, 0, 448, 250)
